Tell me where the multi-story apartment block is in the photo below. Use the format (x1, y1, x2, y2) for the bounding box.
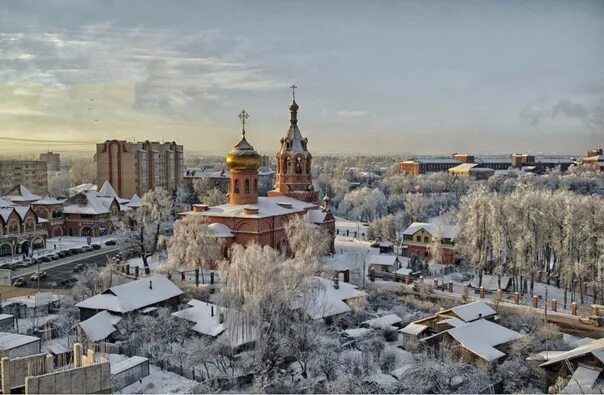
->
(96, 140, 184, 198)
(0, 160, 48, 196)
(39, 152, 61, 173)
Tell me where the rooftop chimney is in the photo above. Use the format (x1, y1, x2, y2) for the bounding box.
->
(218, 312, 224, 324)
(211, 305, 214, 317)
(333, 275, 339, 289)
(149, 280, 153, 290)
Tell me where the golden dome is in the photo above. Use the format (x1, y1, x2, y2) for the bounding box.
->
(226, 134, 262, 171)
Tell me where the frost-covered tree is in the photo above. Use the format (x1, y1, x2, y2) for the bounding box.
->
(161, 215, 223, 280)
(115, 187, 173, 274)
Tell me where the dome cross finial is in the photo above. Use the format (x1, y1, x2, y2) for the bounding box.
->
(238, 109, 249, 136)
(290, 84, 297, 101)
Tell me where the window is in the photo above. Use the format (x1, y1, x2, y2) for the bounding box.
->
(24, 219, 34, 232)
(415, 235, 421, 242)
(244, 179, 250, 193)
(254, 178, 258, 192)
(424, 236, 429, 243)
(8, 221, 18, 234)
(295, 157, 302, 174)
(403, 235, 412, 241)
(234, 179, 240, 193)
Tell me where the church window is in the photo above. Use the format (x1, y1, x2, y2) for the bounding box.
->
(245, 179, 250, 193)
(306, 157, 311, 174)
(234, 179, 240, 193)
(254, 178, 258, 192)
(295, 157, 302, 174)
(285, 158, 291, 174)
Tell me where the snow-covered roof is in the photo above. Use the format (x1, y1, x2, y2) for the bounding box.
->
(402, 220, 458, 239)
(369, 255, 399, 266)
(342, 328, 372, 339)
(449, 163, 479, 172)
(445, 319, 521, 362)
(111, 356, 149, 375)
(541, 338, 604, 367)
(291, 276, 366, 320)
(33, 192, 63, 205)
(172, 300, 226, 337)
(128, 194, 142, 208)
(307, 209, 328, 224)
(4, 184, 41, 202)
(437, 317, 467, 328)
(67, 183, 97, 196)
(76, 275, 183, 314)
(449, 301, 497, 322)
(209, 223, 234, 238)
(0, 314, 13, 321)
(399, 322, 429, 336)
(0, 196, 16, 208)
(63, 190, 115, 215)
(184, 168, 228, 179)
(77, 310, 122, 342)
(14, 206, 32, 220)
(0, 331, 40, 350)
(98, 180, 118, 198)
(186, 196, 318, 219)
(362, 314, 402, 329)
(561, 365, 602, 394)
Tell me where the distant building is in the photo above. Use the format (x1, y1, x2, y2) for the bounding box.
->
(0, 160, 48, 195)
(448, 163, 495, 180)
(582, 148, 604, 171)
(400, 152, 575, 175)
(96, 140, 184, 198)
(39, 152, 60, 173)
(401, 218, 458, 264)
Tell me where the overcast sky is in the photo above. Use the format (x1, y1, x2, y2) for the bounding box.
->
(0, 0, 602, 157)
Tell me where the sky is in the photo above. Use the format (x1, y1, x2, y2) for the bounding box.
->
(0, 0, 603, 157)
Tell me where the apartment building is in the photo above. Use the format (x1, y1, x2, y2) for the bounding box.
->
(96, 140, 184, 198)
(0, 160, 48, 196)
(39, 152, 61, 173)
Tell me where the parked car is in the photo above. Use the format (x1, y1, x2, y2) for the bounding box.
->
(12, 278, 25, 287)
(73, 263, 85, 273)
(48, 254, 59, 260)
(105, 240, 117, 246)
(57, 251, 67, 258)
(62, 250, 72, 257)
(91, 244, 101, 250)
(81, 246, 93, 253)
(39, 256, 52, 263)
(60, 277, 77, 287)
(0, 263, 13, 270)
(30, 273, 39, 281)
(15, 262, 29, 269)
(69, 248, 81, 255)
(39, 271, 48, 279)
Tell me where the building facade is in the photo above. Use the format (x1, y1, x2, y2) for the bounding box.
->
(39, 152, 61, 173)
(0, 160, 48, 196)
(96, 140, 184, 198)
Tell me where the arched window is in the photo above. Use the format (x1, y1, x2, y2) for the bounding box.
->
(286, 158, 291, 174)
(295, 157, 302, 174)
(283, 158, 288, 174)
(234, 179, 240, 193)
(244, 179, 250, 193)
(8, 221, 19, 234)
(24, 219, 35, 232)
(306, 157, 311, 174)
(254, 178, 258, 192)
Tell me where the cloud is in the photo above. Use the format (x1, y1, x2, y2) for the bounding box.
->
(518, 105, 547, 125)
(552, 99, 588, 119)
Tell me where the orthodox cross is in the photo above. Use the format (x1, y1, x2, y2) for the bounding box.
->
(238, 109, 249, 135)
(290, 84, 297, 100)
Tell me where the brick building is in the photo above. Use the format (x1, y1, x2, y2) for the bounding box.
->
(96, 140, 184, 198)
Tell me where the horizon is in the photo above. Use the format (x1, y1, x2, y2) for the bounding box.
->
(0, 0, 603, 156)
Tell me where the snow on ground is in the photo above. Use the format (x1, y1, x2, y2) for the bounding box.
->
(335, 216, 369, 240)
(110, 354, 199, 394)
(0, 236, 114, 264)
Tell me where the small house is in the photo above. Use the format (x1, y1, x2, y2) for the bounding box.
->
(0, 331, 41, 358)
(368, 255, 401, 274)
(76, 275, 183, 320)
(76, 310, 122, 344)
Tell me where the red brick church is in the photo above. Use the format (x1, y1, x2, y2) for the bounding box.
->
(184, 91, 335, 256)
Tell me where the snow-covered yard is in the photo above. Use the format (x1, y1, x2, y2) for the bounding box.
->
(110, 354, 199, 394)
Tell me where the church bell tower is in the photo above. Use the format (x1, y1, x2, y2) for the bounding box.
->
(268, 86, 318, 203)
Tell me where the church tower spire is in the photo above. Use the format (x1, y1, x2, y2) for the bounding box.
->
(268, 86, 318, 203)
(226, 109, 261, 205)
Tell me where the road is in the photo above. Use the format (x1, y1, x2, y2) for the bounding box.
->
(12, 247, 121, 289)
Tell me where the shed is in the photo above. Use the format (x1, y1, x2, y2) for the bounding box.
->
(111, 356, 150, 390)
(361, 314, 403, 330)
(77, 310, 122, 343)
(368, 255, 400, 274)
(0, 332, 41, 358)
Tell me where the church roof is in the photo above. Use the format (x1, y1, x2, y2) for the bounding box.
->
(188, 196, 319, 220)
(279, 99, 309, 155)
